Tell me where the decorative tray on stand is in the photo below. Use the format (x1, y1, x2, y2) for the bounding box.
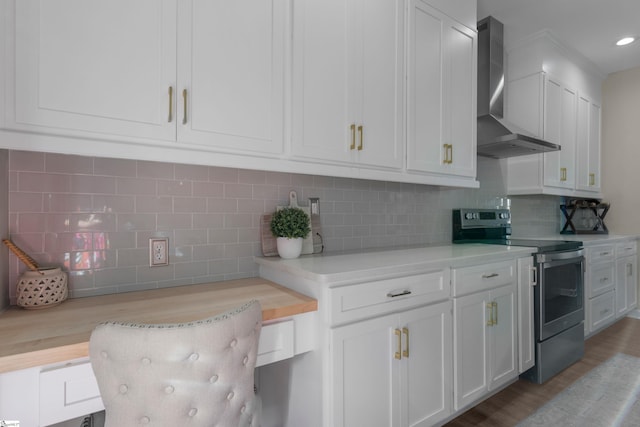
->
(560, 198, 609, 234)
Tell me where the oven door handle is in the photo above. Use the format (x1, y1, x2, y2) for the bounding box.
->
(536, 249, 583, 263)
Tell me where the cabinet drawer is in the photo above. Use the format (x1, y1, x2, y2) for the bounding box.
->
(256, 320, 294, 367)
(588, 245, 615, 263)
(327, 270, 449, 326)
(588, 261, 615, 297)
(40, 361, 104, 426)
(616, 240, 637, 257)
(452, 260, 516, 297)
(588, 290, 616, 333)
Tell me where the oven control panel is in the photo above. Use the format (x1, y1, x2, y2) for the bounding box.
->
(453, 208, 511, 229)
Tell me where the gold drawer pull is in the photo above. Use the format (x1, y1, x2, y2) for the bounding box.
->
(394, 329, 402, 360)
(357, 125, 363, 151)
(350, 124, 356, 150)
(182, 89, 188, 125)
(402, 327, 409, 358)
(482, 273, 499, 279)
(168, 86, 174, 122)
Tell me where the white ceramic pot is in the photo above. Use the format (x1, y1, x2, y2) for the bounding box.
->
(276, 237, 303, 259)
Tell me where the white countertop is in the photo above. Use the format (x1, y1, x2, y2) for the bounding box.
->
(512, 233, 639, 246)
(255, 244, 534, 285)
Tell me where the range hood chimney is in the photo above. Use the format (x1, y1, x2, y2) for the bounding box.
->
(476, 16, 560, 159)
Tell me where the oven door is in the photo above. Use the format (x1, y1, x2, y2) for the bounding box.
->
(536, 249, 585, 341)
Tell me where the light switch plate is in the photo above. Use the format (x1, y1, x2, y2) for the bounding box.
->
(149, 238, 169, 266)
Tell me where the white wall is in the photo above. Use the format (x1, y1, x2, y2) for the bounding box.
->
(0, 150, 8, 311)
(601, 66, 640, 233)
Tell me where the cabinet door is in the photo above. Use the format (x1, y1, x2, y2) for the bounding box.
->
(543, 77, 576, 190)
(407, 1, 476, 178)
(575, 98, 601, 193)
(330, 313, 400, 427)
(400, 302, 452, 427)
(488, 284, 517, 390)
(177, 0, 285, 154)
(517, 257, 535, 373)
(291, 0, 351, 163)
(14, 0, 177, 141)
(354, 0, 404, 169)
(292, 0, 403, 168)
(616, 255, 638, 317)
(453, 290, 490, 410)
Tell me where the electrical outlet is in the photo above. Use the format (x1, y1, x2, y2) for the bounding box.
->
(149, 238, 169, 266)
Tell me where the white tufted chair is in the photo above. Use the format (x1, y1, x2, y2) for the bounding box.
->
(89, 300, 262, 427)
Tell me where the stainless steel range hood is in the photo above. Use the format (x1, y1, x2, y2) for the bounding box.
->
(476, 16, 560, 159)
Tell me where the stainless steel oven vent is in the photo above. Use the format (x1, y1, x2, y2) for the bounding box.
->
(476, 16, 561, 159)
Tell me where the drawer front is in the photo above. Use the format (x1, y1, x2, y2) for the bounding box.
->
(256, 319, 294, 367)
(588, 290, 616, 333)
(588, 261, 616, 297)
(588, 245, 615, 263)
(40, 361, 104, 426)
(452, 260, 516, 297)
(616, 240, 637, 257)
(328, 270, 450, 326)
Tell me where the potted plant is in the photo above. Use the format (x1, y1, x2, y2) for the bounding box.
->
(270, 207, 311, 259)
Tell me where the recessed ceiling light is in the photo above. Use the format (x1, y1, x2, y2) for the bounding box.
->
(616, 37, 636, 46)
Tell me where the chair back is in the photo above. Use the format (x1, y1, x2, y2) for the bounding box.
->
(89, 300, 262, 427)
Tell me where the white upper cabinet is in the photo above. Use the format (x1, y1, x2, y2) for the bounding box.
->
(291, 0, 404, 169)
(504, 32, 603, 198)
(576, 97, 601, 192)
(176, 0, 285, 154)
(406, 0, 476, 178)
(543, 77, 577, 190)
(12, 0, 285, 154)
(14, 0, 177, 141)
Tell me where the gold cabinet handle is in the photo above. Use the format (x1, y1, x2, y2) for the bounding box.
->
(560, 167, 567, 181)
(182, 89, 188, 125)
(394, 329, 402, 360)
(357, 125, 363, 151)
(589, 173, 595, 186)
(493, 301, 498, 325)
(402, 327, 409, 358)
(486, 302, 494, 326)
(350, 124, 356, 150)
(443, 144, 453, 164)
(168, 86, 174, 123)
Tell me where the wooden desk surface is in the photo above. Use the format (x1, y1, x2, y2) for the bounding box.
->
(0, 277, 317, 374)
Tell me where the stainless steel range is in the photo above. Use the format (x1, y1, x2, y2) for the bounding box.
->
(452, 208, 585, 383)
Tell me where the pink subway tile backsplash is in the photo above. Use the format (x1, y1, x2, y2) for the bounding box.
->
(5, 149, 563, 305)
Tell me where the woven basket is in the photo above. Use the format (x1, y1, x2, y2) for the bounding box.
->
(17, 267, 68, 309)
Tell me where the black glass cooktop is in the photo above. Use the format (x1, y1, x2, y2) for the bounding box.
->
(454, 238, 582, 253)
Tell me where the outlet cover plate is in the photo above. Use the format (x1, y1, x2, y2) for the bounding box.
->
(149, 238, 169, 266)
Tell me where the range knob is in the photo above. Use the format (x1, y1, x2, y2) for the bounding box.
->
(498, 212, 510, 220)
(465, 212, 475, 220)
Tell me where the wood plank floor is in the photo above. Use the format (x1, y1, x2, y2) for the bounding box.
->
(445, 316, 640, 426)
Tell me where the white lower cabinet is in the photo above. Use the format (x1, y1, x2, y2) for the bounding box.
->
(452, 260, 518, 411)
(517, 257, 535, 373)
(330, 301, 452, 427)
(584, 240, 639, 336)
(615, 241, 638, 318)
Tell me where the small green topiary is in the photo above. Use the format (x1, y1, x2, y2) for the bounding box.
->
(270, 207, 311, 239)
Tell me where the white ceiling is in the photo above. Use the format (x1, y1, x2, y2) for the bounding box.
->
(477, 0, 640, 76)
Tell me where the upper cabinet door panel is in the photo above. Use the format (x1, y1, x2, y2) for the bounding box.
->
(355, 0, 404, 169)
(177, 0, 285, 154)
(291, 0, 351, 163)
(291, 0, 403, 169)
(15, 0, 177, 140)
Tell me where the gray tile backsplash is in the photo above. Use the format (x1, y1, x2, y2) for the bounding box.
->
(4, 151, 562, 303)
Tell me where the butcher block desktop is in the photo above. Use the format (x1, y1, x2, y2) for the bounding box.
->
(0, 277, 317, 374)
